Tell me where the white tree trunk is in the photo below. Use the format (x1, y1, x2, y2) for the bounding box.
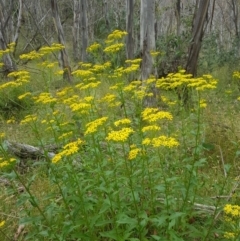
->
(126, 0, 134, 60)
(51, 0, 72, 83)
(140, 0, 155, 80)
(73, 0, 80, 62)
(80, 0, 88, 62)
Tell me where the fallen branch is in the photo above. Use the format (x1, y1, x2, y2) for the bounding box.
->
(157, 197, 218, 214)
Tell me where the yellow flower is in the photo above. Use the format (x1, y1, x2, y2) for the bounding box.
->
(142, 138, 151, 146)
(128, 148, 141, 160)
(199, 99, 207, 108)
(70, 102, 91, 112)
(142, 125, 161, 132)
(54, 70, 64, 75)
(0, 133, 5, 138)
(52, 139, 84, 164)
(19, 51, 44, 60)
(142, 136, 179, 148)
(224, 232, 236, 239)
(224, 204, 240, 217)
(34, 92, 57, 104)
(152, 136, 179, 148)
(100, 94, 116, 103)
(106, 128, 134, 142)
(84, 117, 108, 135)
(103, 43, 124, 53)
(114, 118, 131, 127)
(18, 92, 31, 100)
(6, 117, 16, 124)
(72, 69, 93, 78)
(0, 220, 5, 228)
(107, 30, 127, 40)
(141, 108, 173, 122)
(150, 51, 160, 57)
(58, 131, 73, 140)
(39, 43, 64, 54)
(20, 115, 37, 125)
(87, 42, 101, 52)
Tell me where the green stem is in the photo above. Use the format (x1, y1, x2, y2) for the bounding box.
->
(13, 168, 61, 241)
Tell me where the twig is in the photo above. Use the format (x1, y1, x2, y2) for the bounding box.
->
(218, 145, 227, 177)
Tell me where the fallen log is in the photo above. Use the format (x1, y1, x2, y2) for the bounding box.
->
(5, 140, 55, 160)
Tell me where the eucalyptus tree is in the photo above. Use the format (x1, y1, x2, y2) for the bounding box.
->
(126, 0, 134, 60)
(186, 0, 211, 76)
(80, 0, 88, 62)
(140, 0, 155, 80)
(0, 0, 21, 74)
(51, 0, 72, 82)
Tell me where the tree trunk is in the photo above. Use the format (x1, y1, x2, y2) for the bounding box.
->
(186, 0, 211, 77)
(140, 0, 155, 80)
(51, 0, 72, 83)
(73, 0, 80, 62)
(80, 0, 88, 62)
(126, 0, 134, 60)
(231, 0, 239, 38)
(0, 0, 17, 75)
(175, 0, 181, 36)
(13, 0, 23, 55)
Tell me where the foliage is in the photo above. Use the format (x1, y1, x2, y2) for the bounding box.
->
(0, 30, 240, 240)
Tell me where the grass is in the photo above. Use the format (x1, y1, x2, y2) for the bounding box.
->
(0, 30, 240, 240)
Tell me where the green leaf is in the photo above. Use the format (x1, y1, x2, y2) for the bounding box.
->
(100, 229, 122, 240)
(202, 142, 215, 151)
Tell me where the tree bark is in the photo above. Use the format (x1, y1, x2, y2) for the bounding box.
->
(126, 0, 134, 60)
(0, 0, 17, 74)
(51, 0, 72, 83)
(13, 0, 23, 54)
(73, 0, 80, 62)
(80, 0, 88, 62)
(186, 0, 211, 77)
(140, 0, 155, 80)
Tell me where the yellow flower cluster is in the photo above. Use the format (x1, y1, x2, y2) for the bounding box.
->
(18, 92, 31, 100)
(150, 51, 161, 57)
(0, 157, 16, 168)
(114, 118, 131, 127)
(39, 43, 65, 54)
(106, 128, 134, 142)
(58, 131, 73, 140)
(142, 136, 179, 148)
(199, 99, 207, 108)
(20, 114, 37, 125)
(156, 70, 218, 91)
(84, 117, 108, 135)
(34, 92, 57, 104)
(125, 59, 142, 64)
(224, 204, 240, 217)
(0, 70, 30, 91)
(128, 147, 141, 160)
(161, 96, 177, 106)
(0, 220, 5, 228)
(6, 117, 16, 124)
(142, 125, 161, 132)
(87, 42, 101, 53)
(141, 108, 173, 123)
(52, 139, 83, 163)
(39, 61, 58, 68)
(20, 50, 44, 60)
(72, 69, 93, 78)
(106, 30, 127, 40)
(103, 43, 124, 53)
(233, 71, 240, 79)
(224, 232, 236, 239)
